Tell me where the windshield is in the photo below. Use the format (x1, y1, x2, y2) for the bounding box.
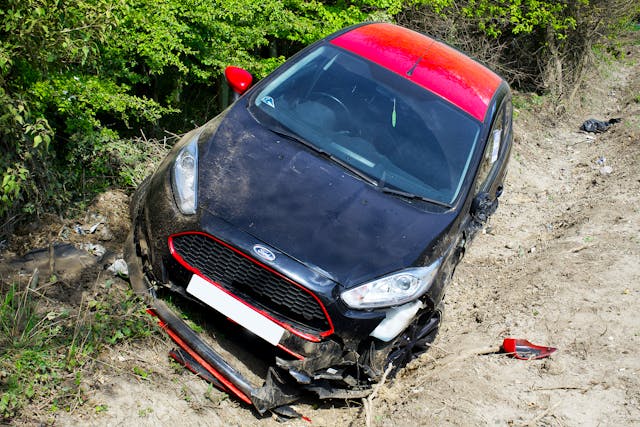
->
(250, 45, 481, 205)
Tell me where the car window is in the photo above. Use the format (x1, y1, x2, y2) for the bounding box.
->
(474, 99, 511, 194)
(250, 45, 482, 206)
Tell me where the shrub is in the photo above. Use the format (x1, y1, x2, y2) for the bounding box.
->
(398, 0, 640, 96)
(0, 0, 398, 235)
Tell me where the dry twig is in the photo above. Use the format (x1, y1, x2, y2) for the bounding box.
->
(516, 402, 560, 427)
(363, 363, 394, 427)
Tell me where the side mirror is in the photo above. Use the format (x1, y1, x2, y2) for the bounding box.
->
(470, 192, 497, 225)
(224, 66, 253, 97)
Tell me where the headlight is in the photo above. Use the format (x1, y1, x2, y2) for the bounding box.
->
(171, 132, 200, 215)
(341, 259, 442, 309)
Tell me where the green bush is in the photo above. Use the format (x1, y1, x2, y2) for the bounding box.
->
(0, 0, 167, 225)
(0, 0, 399, 234)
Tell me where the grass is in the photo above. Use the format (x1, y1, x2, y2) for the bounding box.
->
(132, 366, 150, 380)
(107, 134, 173, 189)
(512, 92, 545, 112)
(0, 273, 156, 422)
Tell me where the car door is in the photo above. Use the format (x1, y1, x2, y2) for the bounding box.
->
(474, 96, 513, 202)
(433, 96, 513, 300)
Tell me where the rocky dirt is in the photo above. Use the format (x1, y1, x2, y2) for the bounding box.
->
(4, 39, 639, 426)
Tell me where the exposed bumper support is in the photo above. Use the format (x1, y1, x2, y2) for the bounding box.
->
(151, 299, 255, 404)
(150, 299, 301, 413)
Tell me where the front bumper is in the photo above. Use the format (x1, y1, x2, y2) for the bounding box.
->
(125, 228, 375, 414)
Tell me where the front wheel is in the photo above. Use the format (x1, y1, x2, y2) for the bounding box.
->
(361, 304, 443, 380)
(386, 307, 442, 376)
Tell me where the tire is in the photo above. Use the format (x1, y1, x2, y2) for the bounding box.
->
(385, 305, 443, 376)
(362, 304, 444, 380)
(129, 175, 152, 221)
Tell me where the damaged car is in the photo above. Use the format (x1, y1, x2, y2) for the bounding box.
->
(126, 22, 512, 414)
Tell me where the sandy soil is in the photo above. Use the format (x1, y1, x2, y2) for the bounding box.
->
(6, 39, 639, 426)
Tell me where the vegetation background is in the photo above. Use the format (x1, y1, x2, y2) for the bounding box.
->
(0, 0, 638, 422)
(1, 0, 637, 236)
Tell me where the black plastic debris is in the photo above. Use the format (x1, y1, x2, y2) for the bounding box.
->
(580, 118, 622, 133)
(476, 338, 557, 359)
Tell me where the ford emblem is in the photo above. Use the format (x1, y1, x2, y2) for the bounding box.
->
(253, 244, 276, 261)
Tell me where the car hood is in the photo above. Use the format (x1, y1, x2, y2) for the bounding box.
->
(197, 105, 457, 287)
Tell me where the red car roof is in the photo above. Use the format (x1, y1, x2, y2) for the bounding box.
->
(331, 23, 502, 122)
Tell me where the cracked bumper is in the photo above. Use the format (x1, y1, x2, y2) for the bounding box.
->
(125, 229, 372, 414)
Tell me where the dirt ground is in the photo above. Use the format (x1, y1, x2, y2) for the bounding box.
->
(5, 39, 639, 426)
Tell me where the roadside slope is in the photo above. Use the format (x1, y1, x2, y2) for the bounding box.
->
(16, 36, 640, 427)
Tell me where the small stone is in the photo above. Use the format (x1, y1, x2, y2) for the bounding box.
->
(98, 226, 114, 241)
(600, 165, 613, 175)
(107, 259, 129, 278)
(474, 311, 484, 323)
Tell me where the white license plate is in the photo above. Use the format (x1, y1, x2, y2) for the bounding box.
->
(186, 274, 285, 346)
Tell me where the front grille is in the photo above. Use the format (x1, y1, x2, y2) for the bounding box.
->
(170, 232, 331, 334)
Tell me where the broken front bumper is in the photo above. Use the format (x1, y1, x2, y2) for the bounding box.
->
(125, 229, 375, 414)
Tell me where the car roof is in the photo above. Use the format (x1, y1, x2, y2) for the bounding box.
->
(330, 23, 503, 122)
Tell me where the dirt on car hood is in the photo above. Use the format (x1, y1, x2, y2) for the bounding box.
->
(197, 105, 457, 287)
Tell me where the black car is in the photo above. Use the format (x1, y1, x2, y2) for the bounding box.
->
(125, 22, 512, 413)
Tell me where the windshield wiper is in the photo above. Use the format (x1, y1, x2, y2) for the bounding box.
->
(271, 127, 449, 207)
(269, 128, 379, 186)
(378, 185, 452, 208)
(324, 153, 379, 186)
